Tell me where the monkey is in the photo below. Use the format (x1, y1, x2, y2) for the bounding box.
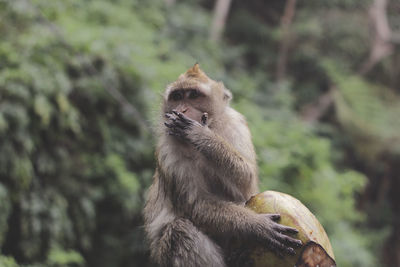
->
(143, 64, 302, 267)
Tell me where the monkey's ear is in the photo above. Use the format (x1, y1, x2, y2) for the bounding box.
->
(224, 89, 232, 102)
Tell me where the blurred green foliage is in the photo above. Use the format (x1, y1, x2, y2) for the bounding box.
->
(1, 0, 399, 266)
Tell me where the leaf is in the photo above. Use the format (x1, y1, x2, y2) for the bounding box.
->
(34, 94, 53, 126)
(47, 247, 84, 266)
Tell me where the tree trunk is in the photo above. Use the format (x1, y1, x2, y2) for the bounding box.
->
(276, 0, 297, 82)
(359, 0, 394, 75)
(210, 0, 232, 42)
(164, 0, 175, 7)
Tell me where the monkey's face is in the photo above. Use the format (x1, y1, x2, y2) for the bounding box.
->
(164, 87, 210, 124)
(162, 64, 231, 126)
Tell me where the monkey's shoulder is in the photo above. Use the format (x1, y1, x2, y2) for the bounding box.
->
(225, 107, 247, 125)
(219, 107, 251, 141)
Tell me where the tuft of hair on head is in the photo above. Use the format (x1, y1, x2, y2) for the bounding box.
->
(184, 63, 209, 82)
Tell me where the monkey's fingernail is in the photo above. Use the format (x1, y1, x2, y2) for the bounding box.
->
(270, 214, 280, 221)
(288, 248, 296, 255)
(175, 112, 185, 119)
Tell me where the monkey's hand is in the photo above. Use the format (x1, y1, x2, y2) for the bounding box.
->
(164, 111, 205, 142)
(253, 213, 303, 257)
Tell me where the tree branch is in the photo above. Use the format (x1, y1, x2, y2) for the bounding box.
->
(302, 0, 399, 123)
(210, 0, 233, 42)
(276, 0, 297, 83)
(359, 0, 394, 75)
(300, 88, 335, 123)
(164, 0, 175, 7)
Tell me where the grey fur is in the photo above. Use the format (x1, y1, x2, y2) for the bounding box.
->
(144, 67, 301, 267)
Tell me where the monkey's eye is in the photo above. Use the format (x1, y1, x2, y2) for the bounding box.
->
(169, 90, 184, 101)
(188, 89, 200, 99)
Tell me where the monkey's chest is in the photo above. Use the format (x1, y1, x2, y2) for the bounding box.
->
(162, 145, 247, 203)
(201, 167, 247, 203)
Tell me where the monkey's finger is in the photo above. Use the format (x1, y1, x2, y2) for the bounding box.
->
(165, 113, 179, 121)
(172, 120, 190, 130)
(164, 122, 174, 128)
(165, 113, 176, 121)
(266, 239, 285, 258)
(173, 110, 193, 123)
(267, 238, 296, 257)
(170, 111, 190, 124)
(275, 232, 303, 248)
(165, 118, 177, 124)
(284, 247, 296, 256)
(172, 110, 183, 117)
(165, 119, 187, 131)
(265, 214, 281, 222)
(165, 123, 183, 132)
(274, 224, 299, 235)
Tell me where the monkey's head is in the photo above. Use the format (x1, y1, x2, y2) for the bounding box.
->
(163, 64, 232, 126)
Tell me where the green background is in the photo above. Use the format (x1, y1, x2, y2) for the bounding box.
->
(1, 0, 399, 266)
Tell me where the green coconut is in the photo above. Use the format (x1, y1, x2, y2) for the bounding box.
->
(244, 191, 336, 267)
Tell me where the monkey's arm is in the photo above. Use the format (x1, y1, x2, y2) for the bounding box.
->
(193, 129, 254, 175)
(187, 196, 302, 256)
(165, 111, 256, 186)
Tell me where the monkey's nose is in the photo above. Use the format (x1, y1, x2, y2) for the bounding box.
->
(173, 107, 188, 114)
